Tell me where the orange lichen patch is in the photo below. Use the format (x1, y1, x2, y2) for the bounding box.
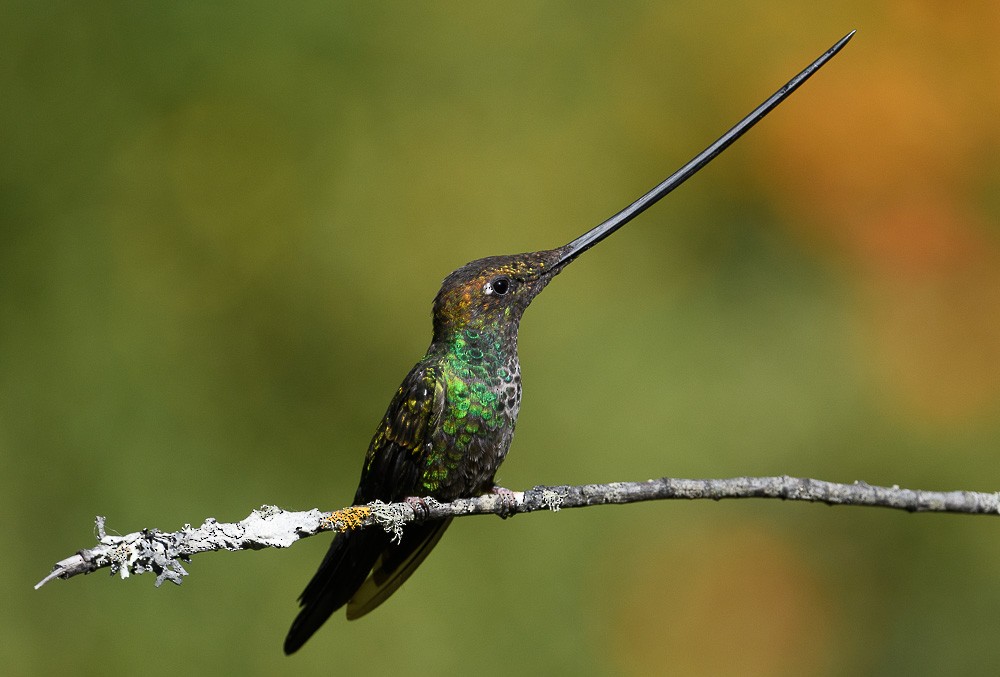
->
(604, 524, 838, 677)
(320, 506, 372, 533)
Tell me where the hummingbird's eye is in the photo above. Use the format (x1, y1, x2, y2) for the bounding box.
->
(487, 276, 511, 296)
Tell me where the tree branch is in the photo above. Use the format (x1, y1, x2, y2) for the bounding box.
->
(35, 475, 1000, 590)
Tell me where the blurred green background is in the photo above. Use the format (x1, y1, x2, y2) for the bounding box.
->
(4, 1, 1000, 675)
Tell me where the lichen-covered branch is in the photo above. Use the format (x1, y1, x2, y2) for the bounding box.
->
(35, 475, 1000, 590)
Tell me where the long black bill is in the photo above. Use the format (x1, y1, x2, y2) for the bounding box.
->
(554, 29, 855, 267)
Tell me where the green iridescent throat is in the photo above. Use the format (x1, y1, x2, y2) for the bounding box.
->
(420, 325, 516, 492)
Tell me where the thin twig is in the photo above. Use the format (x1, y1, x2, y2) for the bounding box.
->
(34, 475, 1000, 590)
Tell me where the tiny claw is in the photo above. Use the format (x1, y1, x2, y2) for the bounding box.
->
(491, 486, 518, 519)
(405, 496, 431, 521)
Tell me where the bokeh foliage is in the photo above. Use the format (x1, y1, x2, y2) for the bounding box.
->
(3, 2, 1000, 675)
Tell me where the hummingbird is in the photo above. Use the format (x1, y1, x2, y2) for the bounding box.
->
(284, 30, 854, 654)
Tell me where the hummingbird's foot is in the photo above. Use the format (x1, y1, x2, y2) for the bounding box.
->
(490, 486, 518, 519)
(404, 496, 431, 521)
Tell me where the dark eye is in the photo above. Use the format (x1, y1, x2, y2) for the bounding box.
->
(490, 276, 511, 295)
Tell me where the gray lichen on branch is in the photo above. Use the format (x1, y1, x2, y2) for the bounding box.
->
(34, 476, 1000, 589)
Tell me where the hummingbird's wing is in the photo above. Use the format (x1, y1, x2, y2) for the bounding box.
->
(285, 363, 448, 653)
(345, 363, 453, 619)
(354, 363, 447, 503)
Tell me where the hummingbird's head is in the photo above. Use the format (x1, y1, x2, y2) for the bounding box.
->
(431, 249, 565, 339)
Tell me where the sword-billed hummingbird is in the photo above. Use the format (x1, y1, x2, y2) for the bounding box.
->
(285, 31, 854, 654)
